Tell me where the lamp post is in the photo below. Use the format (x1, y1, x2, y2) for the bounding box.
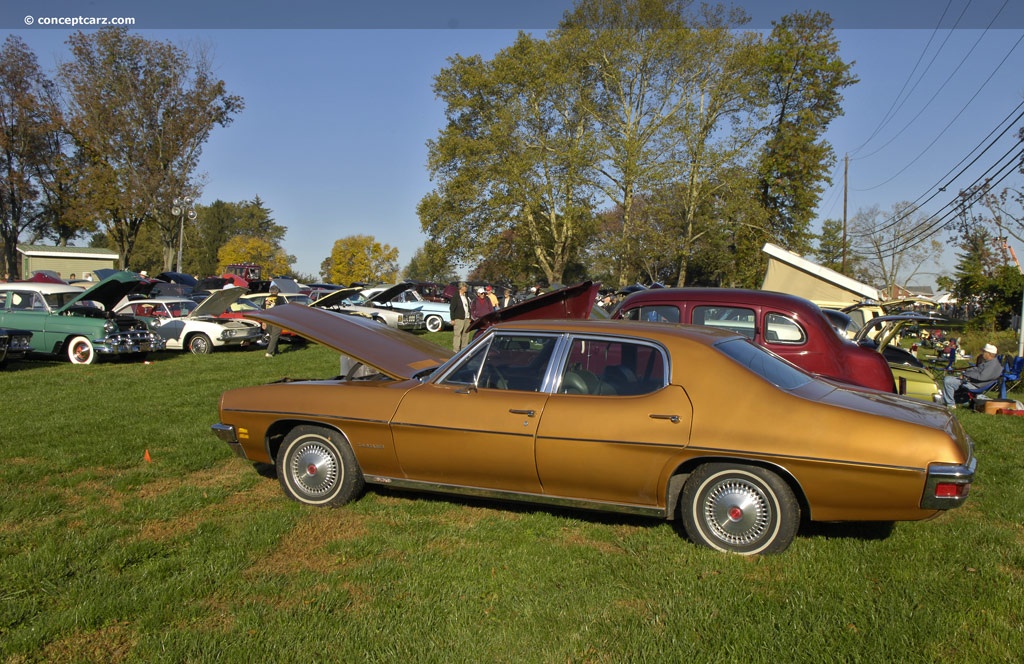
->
(171, 196, 197, 273)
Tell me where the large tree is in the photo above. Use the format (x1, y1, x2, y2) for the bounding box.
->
(217, 235, 293, 278)
(0, 36, 66, 278)
(849, 202, 943, 291)
(324, 235, 400, 285)
(419, 31, 599, 285)
(561, 0, 764, 287)
(58, 29, 243, 269)
(404, 239, 459, 284)
(756, 11, 857, 254)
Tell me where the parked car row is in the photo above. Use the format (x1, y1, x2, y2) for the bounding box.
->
(114, 288, 263, 354)
(0, 272, 165, 365)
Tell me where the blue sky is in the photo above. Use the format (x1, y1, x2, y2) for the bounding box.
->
(3, 1, 1023, 286)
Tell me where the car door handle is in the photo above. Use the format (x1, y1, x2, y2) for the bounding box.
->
(649, 414, 681, 424)
(509, 409, 535, 417)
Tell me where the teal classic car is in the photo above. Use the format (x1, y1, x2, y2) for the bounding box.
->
(0, 272, 165, 364)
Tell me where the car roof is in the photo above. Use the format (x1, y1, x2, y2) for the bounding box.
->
(614, 287, 822, 313)
(0, 282, 83, 294)
(495, 318, 739, 345)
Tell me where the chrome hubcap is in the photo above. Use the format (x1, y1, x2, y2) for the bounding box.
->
(703, 478, 771, 546)
(290, 440, 340, 497)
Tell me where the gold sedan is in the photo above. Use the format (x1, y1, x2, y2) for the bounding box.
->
(212, 305, 975, 555)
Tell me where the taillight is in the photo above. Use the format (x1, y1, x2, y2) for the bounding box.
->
(934, 483, 969, 499)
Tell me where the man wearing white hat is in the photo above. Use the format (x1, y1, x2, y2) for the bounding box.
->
(942, 342, 1002, 407)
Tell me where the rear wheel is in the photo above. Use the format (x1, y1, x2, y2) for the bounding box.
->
(425, 315, 444, 333)
(276, 425, 364, 507)
(681, 463, 799, 555)
(66, 336, 97, 365)
(187, 333, 212, 355)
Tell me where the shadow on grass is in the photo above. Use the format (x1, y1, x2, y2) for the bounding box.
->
(246, 462, 898, 548)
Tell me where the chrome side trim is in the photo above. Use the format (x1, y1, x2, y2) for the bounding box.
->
(363, 475, 668, 519)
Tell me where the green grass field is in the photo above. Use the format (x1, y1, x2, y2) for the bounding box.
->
(1, 338, 1022, 663)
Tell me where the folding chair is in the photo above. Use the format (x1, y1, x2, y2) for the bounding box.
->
(961, 377, 1002, 408)
(1000, 356, 1024, 399)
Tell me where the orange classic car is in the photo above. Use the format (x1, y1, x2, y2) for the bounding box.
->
(212, 304, 976, 555)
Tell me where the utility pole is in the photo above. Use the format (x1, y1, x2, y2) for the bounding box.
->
(841, 153, 848, 273)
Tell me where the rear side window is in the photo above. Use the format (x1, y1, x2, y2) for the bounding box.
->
(559, 337, 667, 396)
(693, 306, 756, 339)
(764, 313, 806, 345)
(621, 305, 680, 324)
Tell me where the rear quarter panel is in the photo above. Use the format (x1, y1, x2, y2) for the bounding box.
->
(668, 340, 955, 521)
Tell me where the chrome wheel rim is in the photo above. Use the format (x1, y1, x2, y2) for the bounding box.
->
(71, 342, 91, 363)
(289, 439, 340, 498)
(190, 337, 209, 354)
(702, 478, 771, 547)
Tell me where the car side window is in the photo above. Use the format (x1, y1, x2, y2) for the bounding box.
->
(622, 305, 680, 324)
(693, 305, 756, 339)
(764, 313, 806, 344)
(559, 337, 666, 396)
(439, 333, 558, 392)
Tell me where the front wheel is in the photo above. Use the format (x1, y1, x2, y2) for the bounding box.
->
(425, 315, 444, 333)
(681, 463, 799, 555)
(187, 333, 212, 355)
(276, 425, 365, 507)
(66, 336, 97, 364)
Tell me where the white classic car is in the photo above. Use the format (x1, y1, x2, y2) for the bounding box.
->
(311, 285, 426, 331)
(361, 283, 450, 332)
(115, 288, 262, 354)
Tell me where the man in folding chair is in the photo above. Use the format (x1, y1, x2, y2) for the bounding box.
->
(942, 343, 1002, 407)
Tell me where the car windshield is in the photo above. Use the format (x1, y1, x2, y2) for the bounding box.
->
(173, 300, 199, 316)
(716, 337, 813, 390)
(231, 298, 260, 312)
(43, 291, 82, 309)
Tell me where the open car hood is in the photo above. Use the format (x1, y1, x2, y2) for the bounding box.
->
(57, 271, 145, 312)
(245, 304, 452, 380)
(191, 287, 248, 318)
(310, 287, 364, 308)
(365, 282, 414, 304)
(469, 281, 600, 332)
(854, 312, 944, 353)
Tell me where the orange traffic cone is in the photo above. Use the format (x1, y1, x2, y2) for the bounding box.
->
(144, 449, 152, 463)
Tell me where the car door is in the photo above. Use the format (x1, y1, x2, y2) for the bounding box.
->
(150, 303, 186, 347)
(0, 290, 60, 354)
(535, 335, 693, 508)
(389, 332, 558, 493)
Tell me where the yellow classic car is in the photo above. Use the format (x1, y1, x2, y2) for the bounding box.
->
(213, 304, 976, 555)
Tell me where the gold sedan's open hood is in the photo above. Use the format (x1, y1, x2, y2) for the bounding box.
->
(245, 303, 452, 380)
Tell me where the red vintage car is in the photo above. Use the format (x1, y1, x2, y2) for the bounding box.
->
(611, 288, 896, 394)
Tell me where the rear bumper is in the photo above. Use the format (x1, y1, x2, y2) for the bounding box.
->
(921, 453, 977, 510)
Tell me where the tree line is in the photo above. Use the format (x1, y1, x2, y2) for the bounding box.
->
(0, 29, 242, 279)
(416, 0, 857, 289)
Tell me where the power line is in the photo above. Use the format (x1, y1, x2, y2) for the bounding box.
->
(847, 0, 963, 158)
(851, 140, 1024, 257)
(855, 25, 1024, 189)
(850, 100, 1024, 238)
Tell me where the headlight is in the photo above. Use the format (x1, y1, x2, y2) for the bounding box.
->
(10, 335, 32, 350)
(103, 320, 117, 334)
